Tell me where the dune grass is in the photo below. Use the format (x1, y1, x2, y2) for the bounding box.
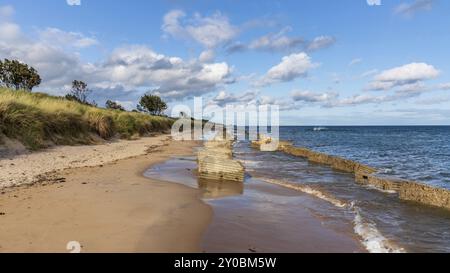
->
(0, 88, 174, 150)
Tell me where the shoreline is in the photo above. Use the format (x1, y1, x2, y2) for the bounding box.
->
(0, 137, 212, 253)
(144, 155, 367, 253)
(2, 135, 366, 253)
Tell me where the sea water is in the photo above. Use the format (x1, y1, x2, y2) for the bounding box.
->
(234, 126, 450, 252)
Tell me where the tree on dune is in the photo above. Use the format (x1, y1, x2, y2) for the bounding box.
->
(65, 80, 95, 106)
(0, 59, 41, 91)
(105, 100, 126, 111)
(137, 94, 168, 116)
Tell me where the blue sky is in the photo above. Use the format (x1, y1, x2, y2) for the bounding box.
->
(1, 0, 449, 125)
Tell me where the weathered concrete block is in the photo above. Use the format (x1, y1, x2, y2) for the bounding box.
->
(399, 182, 450, 210)
(282, 146, 312, 158)
(308, 151, 334, 166)
(366, 175, 402, 192)
(204, 140, 232, 150)
(251, 136, 294, 152)
(330, 157, 357, 173)
(198, 156, 245, 182)
(355, 164, 378, 183)
(198, 136, 245, 183)
(278, 141, 293, 150)
(197, 149, 232, 161)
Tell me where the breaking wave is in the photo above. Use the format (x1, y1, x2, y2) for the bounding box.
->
(351, 202, 405, 253)
(257, 177, 347, 208)
(256, 177, 405, 253)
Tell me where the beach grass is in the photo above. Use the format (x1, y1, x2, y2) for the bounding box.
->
(0, 88, 174, 150)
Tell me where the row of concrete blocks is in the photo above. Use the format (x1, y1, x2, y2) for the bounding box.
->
(197, 137, 245, 182)
(252, 139, 450, 210)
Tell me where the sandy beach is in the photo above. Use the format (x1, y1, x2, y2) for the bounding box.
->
(0, 134, 367, 253)
(1, 134, 172, 189)
(0, 136, 212, 253)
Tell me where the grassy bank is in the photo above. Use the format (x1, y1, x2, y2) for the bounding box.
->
(0, 88, 174, 150)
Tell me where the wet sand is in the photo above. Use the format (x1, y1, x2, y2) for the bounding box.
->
(203, 180, 365, 253)
(145, 157, 366, 253)
(0, 139, 212, 253)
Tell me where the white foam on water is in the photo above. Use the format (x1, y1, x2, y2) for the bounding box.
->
(313, 127, 328, 131)
(380, 168, 395, 175)
(258, 177, 348, 208)
(239, 160, 262, 168)
(350, 202, 405, 253)
(257, 177, 406, 253)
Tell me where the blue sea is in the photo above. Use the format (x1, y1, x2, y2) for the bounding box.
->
(147, 126, 450, 252)
(232, 126, 450, 252)
(279, 126, 450, 189)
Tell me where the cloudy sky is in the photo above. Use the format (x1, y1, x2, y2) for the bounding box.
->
(1, 0, 449, 125)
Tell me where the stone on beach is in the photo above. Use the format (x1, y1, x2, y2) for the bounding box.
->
(197, 136, 245, 183)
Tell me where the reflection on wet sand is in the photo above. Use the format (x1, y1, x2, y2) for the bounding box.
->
(145, 157, 244, 200)
(198, 178, 244, 199)
(145, 156, 364, 253)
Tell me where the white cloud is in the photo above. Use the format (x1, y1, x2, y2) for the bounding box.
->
(306, 36, 336, 52)
(288, 88, 400, 108)
(395, 0, 433, 17)
(207, 90, 295, 112)
(360, 69, 379, 78)
(198, 49, 215, 63)
(256, 52, 318, 86)
(375, 63, 439, 82)
(415, 96, 450, 105)
(367, 0, 382, 6)
(367, 62, 440, 91)
(210, 90, 258, 106)
(0, 21, 85, 88)
(0, 13, 234, 103)
(66, 0, 81, 6)
(38, 27, 98, 48)
(327, 86, 448, 107)
(349, 58, 362, 66)
(438, 82, 450, 90)
(0, 5, 14, 18)
(328, 94, 389, 107)
(321, 85, 445, 108)
(0, 6, 20, 42)
(162, 10, 185, 38)
(247, 27, 304, 52)
(226, 26, 335, 54)
(0, 21, 21, 41)
(291, 90, 338, 103)
(99, 46, 233, 100)
(285, 62, 445, 108)
(162, 10, 238, 48)
(395, 81, 428, 94)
